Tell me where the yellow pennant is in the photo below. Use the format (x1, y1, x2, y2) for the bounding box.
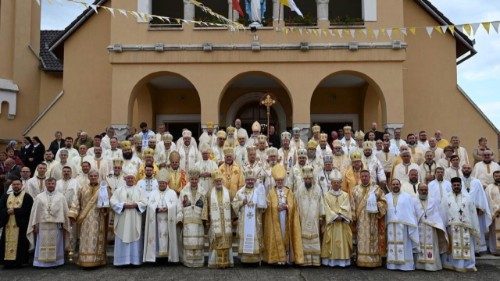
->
(409, 27, 416, 35)
(434, 26, 443, 34)
(448, 25, 455, 35)
(482, 22, 491, 34)
(463, 24, 472, 35)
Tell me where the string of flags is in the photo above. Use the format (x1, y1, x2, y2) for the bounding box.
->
(38, 0, 500, 39)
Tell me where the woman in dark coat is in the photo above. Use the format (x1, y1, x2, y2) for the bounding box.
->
(31, 137, 45, 169)
(19, 137, 34, 173)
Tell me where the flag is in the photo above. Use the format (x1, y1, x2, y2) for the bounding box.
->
(232, 0, 244, 17)
(280, 0, 303, 17)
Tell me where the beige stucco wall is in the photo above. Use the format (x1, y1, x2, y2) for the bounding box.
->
(0, 1, 41, 142)
(26, 10, 112, 143)
(38, 72, 63, 112)
(402, 0, 498, 158)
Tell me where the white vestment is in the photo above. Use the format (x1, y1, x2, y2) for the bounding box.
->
(143, 188, 179, 263)
(485, 183, 500, 254)
(111, 185, 148, 266)
(178, 145, 200, 172)
(393, 163, 420, 183)
(385, 192, 419, 271)
(194, 159, 218, 196)
(472, 161, 500, 187)
(137, 178, 159, 200)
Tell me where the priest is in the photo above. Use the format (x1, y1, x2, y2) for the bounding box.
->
(111, 172, 148, 266)
(262, 165, 304, 265)
(207, 171, 234, 268)
(177, 168, 208, 267)
(485, 170, 500, 255)
(68, 169, 110, 267)
(194, 143, 218, 196)
(295, 165, 324, 266)
(143, 168, 179, 263)
(0, 178, 34, 268)
(218, 145, 245, 199)
(414, 183, 448, 271)
(442, 177, 480, 272)
(27, 177, 70, 267)
(167, 151, 187, 195)
(232, 169, 267, 263)
(321, 170, 352, 267)
(385, 178, 419, 271)
(352, 170, 387, 268)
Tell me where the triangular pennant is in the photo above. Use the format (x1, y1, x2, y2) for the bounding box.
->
(471, 23, 481, 35)
(409, 27, 416, 35)
(337, 29, 343, 38)
(463, 24, 472, 35)
(440, 25, 448, 34)
(285, 28, 289, 35)
(492, 21, 500, 33)
(426, 26, 434, 37)
(350, 29, 356, 38)
(380, 28, 385, 37)
(399, 27, 407, 36)
(448, 25, 455, 35)
(362, 29, 368, 37)
(299, 29, 303, 35)
(118, 9, 128, 17)
(90, 4, 98, 13)
(323, 30, 327, 37)
(482, 22, 491, 34)
(329, 29, 335, 37)
(373, 29, 379, 39)
(386, 28, 393, 39)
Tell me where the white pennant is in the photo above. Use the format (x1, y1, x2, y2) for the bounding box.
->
(471, 23, 481, 35)
(373, 29, 379, 39)
(386, 28, 393, 39)
(426, 26, 434, 37)
(440, 25, 448, 34)
(456, 24, 465, 34)
(90, 4, 98, 13)
(118, 9, 128, 17)
(329, 29, 335, 37)
(399, 27, 407, 36)
(350, 29, 356, 38)
(362, 29, 368, 37)
(493, 21, 500, 33)
(337, 29, 343, 38)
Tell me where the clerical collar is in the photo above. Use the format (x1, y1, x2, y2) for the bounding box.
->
(37, 176, 46, 180)
(330, 189, 342, 196)
(361, 183, 370, 188)
(245, 186, 254, 190)
(483, 160, 492, 164)
(13, 191, 22, 196)
(90, 183, 98, 187)
(392, 191, 400, 195)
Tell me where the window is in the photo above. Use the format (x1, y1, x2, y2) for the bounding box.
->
(329, 0, 363, 26)
(284, 0, 317, 26)
(150, 0, 183, 26)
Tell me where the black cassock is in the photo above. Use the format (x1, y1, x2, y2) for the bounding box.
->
(0, 192, 33, 268)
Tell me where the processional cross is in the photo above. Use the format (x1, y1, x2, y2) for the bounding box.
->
(261, 94, 276, 138)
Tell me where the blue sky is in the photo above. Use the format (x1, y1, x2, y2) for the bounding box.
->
(41, 0, 500, 129)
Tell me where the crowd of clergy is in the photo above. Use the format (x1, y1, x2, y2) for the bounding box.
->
(0, 120, 499, 273)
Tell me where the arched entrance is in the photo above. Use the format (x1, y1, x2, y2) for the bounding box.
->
(310, 71, 386, 139)
(219, 72, 293, 133)
(129, 72, 201, 140)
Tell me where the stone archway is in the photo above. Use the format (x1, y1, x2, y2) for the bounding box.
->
(219, 71, 293, 133)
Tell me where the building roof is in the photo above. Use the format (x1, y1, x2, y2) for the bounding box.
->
(40, 30, 64, 72)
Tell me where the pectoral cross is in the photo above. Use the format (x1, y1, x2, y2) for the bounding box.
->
(246, 211, 255, 220)
(459, 209, 463, 216)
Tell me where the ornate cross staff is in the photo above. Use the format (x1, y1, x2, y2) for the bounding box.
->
(261, 94, 275, 139)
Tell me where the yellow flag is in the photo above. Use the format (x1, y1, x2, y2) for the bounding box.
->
(409, 27, 416, 35)
(448, 25, 455, 35)
(482, 22, 491, 34)
(435, 26, 443, 34)
(463, 24, 472, 35)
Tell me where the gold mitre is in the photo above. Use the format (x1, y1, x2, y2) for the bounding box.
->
(226, 126, 236, 134)
(206, 121, 214, 129)
(244, 169, 256, 179)
(169, 151, 180, 162)
(281, 131, 291, 140)
(216, 130, 227, 139)
(297, 148, 307, 157)
(121, 140, 132, 150)
(319, 133, 328, 142)
(223, 145, 234, 156)
(266, 147, 278, 157)
(350, 151, 362, 161)
(188, 168, 200, 179)
(311, 124, 321, 133)
(133, 134, 142, 144)
(271, 164, 286, 180)
(363, 141, 374, 150)
(162, 133, 173, 143)
(252, 121, 261, 132)
(257, 134, 267, 143)
(156, 168, 170, 182)
(343, 125, 352, 133)
(142, 148, 155, 157)
(112, 158, 123, 167)
(307, 139, 318, 149)
(354, 130, 365, 140)
(212, 170, 223, 181)
(302, 165, 314, 179)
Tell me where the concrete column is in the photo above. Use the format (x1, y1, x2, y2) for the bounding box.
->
(272, 0, 284, 27)
(137, 0, 152, 23)
(317, 0, 330, 28)
(183, 0, 195, 21)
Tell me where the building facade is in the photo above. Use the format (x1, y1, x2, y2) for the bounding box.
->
(0, 0, 498, 155)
